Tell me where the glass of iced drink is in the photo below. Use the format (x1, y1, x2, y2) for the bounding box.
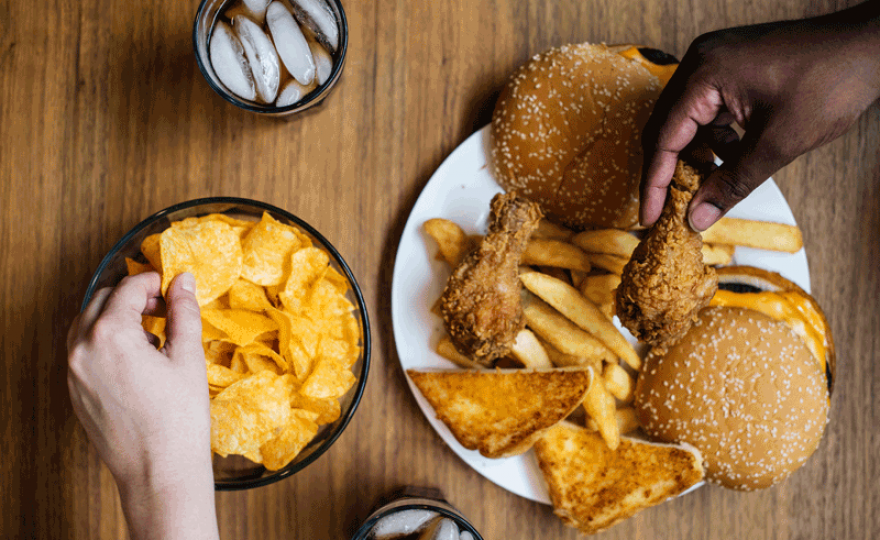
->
(193, 0, 347, 117)
(351, 488, 484, 540)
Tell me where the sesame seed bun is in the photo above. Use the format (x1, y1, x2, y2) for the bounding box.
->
(490, 43, 676, 230)
(634, 306, 830, 491)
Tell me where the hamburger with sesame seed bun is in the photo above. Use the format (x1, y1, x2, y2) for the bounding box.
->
(490, 43, 678, 230)
(634, 266, 835, 491)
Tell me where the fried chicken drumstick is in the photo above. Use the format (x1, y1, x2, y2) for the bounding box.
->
(439, 192, 543, 365)
(616, 161, 718, 348)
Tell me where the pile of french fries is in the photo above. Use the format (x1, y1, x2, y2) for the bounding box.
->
(423, 212, 804, 451)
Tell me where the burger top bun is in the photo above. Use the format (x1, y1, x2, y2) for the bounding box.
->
(490, 43, 675, 230)
(635, 306, 830, 491)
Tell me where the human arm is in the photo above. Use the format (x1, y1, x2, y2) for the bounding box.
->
(640, 0, 880, 231)
(67, 272, 219, 540)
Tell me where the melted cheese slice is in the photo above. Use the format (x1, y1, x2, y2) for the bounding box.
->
(617, 46, 677, 85)
(710, 290, 827, 373)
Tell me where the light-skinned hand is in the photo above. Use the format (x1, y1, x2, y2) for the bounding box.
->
(67, 272, 219, 540)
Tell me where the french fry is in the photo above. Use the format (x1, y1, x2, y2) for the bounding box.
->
(588, 253, 629, 274)
(435, 335, 483, 369)
(572, 229, 639, 258)
(589, 406, 639, 435)
(537, 266, 571, 285)
(535, 335, 603, 370)
(598, 302, 614, 321)
(701, 243, 735, 266)
(579, 274, 621, 309)
(520, 272, 641, 370)
(510, 329, 553, 369)
(523, 297, 615, 363)
(614, 406, 640, 435)
(584, 377, 619, 450)
(570, 270, 588, 289)
(602, 362, 634, 404)
(533, 219, 574, 242)
(424, 218, 471, 267)
(523, 239, 592, 272)
(700, 217, 803, 253)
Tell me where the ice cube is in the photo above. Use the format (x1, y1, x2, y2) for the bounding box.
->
(242, 0, 271, 22)
(209, 21, 257, 101)
(275, 79, 315, 107)
(267, 2, 315, 85)
(418, 518, 459, 540)
(309, 39, 333, 85)
(288, 0, 339, 52)
(459, 531, 475, 540)
(371, 509, 437, 539)
(233, 15, 281, 103)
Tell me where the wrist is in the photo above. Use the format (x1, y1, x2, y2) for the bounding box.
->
(117, 458, 218, 540)
(809, 6, 880, 97)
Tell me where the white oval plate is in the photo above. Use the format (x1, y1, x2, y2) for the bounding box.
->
(390, 125, 810, 504)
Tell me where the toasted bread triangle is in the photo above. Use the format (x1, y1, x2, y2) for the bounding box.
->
(534, 421, 705, 534)
(407, 368, 593, 458)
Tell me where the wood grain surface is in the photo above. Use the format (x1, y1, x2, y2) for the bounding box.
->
(1, 0, 878, 538)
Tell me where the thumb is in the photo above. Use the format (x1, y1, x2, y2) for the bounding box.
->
(688, 125, 786, 231)
(640, 78, 725, 227)
(163, 273, 204, 366)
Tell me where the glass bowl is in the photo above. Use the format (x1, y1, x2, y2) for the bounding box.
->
(193, 0, 349, 118)
(83, 197, 371, 490)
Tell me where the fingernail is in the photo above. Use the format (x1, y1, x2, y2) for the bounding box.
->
(689, 203, 722, 232)
(179, 272, 196, 293)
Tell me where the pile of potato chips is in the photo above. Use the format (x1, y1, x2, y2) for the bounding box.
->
(127, 211, 362, 471)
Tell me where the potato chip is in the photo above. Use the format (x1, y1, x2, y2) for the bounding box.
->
(259, 409, 320, 471)
(291, 228, 313, 249)
(211, 396, 283, 460)
(159, 221, 243, 306)
(228, 279, 274, 311)
(300, 356, 356, 399)
(325, 266, 351, 294)
(170, 217, 202, 229)
(290, 391, 342, 425)
(202, 320, 227, 343)
(210, 371, 296, 459)
(204, 340, 235, 366)
(203, 295, 230, 310)
(202, 308, 279, 347)
(127, 257, 155, 276)
(234, 343, 287, 374)
(229, 356, 248, 373)
(265, 284, 283, 307)
(215, 370, 295, 402)
(206, 362, 245, 388)
(339, 311, 361, 349)
(267, 309, 314, 379)
(241, 212, 304, 286)
(307, 279, 355, 323)
(140, 233, 163, 272)
(141, 315, 166, 349)
(199, 213, 256, 239)
(240, 353, 280, 374)
(280, 247, 329, 313)
(318, 336, 359, 369)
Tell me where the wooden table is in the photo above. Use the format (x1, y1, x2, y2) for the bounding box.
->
(2, 0, 877, 538)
